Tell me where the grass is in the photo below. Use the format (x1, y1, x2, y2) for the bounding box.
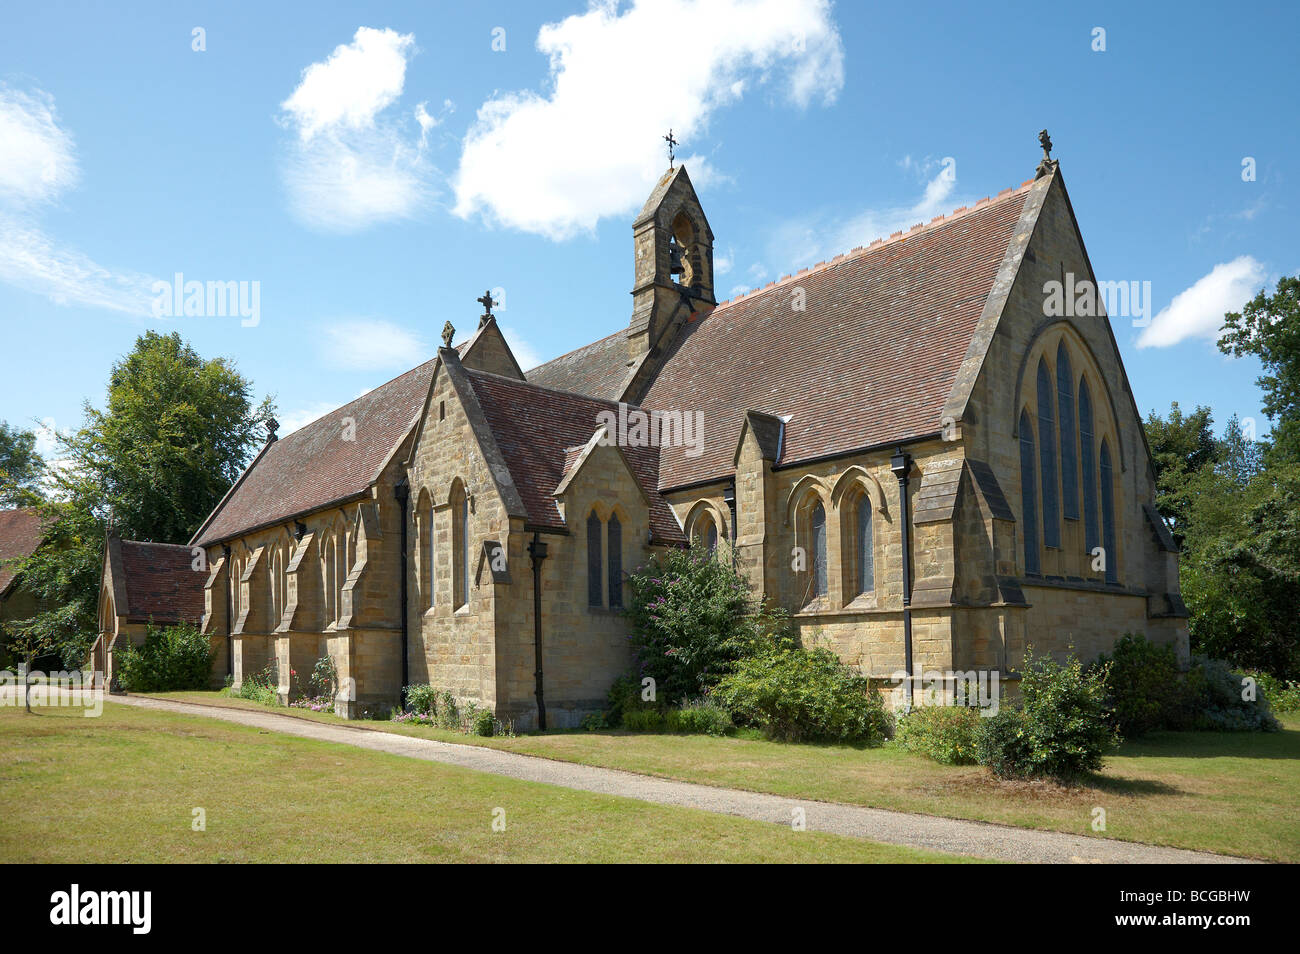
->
(151, 691, 1300, 861)
(0, 702, 968, 864)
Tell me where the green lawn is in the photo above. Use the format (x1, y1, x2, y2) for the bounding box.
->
(0, 703, 968, 863)
(153, 691, 1300, 861)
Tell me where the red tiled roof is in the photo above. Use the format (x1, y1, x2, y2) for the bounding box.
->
(192, 358, 438, 546)
(0, 507, 45, 596)
(118, 540, 205, 622)
(641, 184, 1033, 489)
(526, 327, 634, 400)
(466, 370, 686, 544)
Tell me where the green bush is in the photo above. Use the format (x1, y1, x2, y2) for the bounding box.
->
(469, 705, 495, 737)
(226, 665, 277, 705)
(1189, 656, 1280, 731)
(404, 683, 439, 717)
(625, 544, 781, 700)
(664, 699, 734, 736)
(1251, 670, 1300, 713)
(115, 621, 213, 692)
(975, 649, 1117, 781)
(1095, 633, 1193, 736)
(622, 708, 664, 732)
(605, 673, 647, 726)
(973, 709, 1032, 778)
(895, 705, 981, 764)
(714, 642, 889, 745)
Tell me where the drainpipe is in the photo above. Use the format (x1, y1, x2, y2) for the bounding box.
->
(527, 532, 549, 730)
(222, 544, 233, 679)
(890, 448, 914, 710)
(394, 479, 410, 708)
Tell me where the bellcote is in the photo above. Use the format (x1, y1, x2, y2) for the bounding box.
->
(628, 165, 715, 357)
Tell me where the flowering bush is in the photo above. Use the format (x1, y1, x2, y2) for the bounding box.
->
(288, 654, 338, 712)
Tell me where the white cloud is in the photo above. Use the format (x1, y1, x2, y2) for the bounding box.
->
(319, 319, 430, 371)
(499, 325, 545, 371)
(765, 159, 966, 272)
(280, 27, 436, 232)
(714, 246, 733, 276)
(1137, 256, 1267, 349)
(453, 0, 844, 239)
(0, 85, 156, 315)
(0, 86, 79, 206)
(0, 214, 154, 314)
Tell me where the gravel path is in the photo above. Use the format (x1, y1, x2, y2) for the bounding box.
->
(10, 688, 1257, 863)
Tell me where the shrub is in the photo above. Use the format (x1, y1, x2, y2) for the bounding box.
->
(115, 622, 213, 692)
(973, 709, 1032, 778)
(404, 683, 439, 717)
(1094, 633, 1192, 737)
(714, 642, 889, 745)
(975, 650, 1117, 781)
(581, 712, 609, 731)
(1251, 670, 1300, 713)
(895, 705, 981, 765)
(227, 665, 277, 705)
(1188, 656, 1280, 731)
(625, 544, 781, 700)
(664, 699, 734, 736)
(622, 708, 664, 732)
(605, 673, 647, 726)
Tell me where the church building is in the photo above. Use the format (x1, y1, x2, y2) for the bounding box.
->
(101, 137, 1189, 726)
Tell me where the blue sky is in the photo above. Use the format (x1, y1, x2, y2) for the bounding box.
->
(1, 0, 1296, 461)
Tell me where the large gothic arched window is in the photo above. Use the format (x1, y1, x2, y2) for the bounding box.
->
(1036, 359, 1060, 548)
(1079, 379, 1100, 558)
(1019, 410, 1040, 575)
(587, 510, 603, 608)
(810, 501, 828, 600)
(1100, 439, 1118, 584)
(607, 514, 623, 610)
(1057, 344, 1079, 521)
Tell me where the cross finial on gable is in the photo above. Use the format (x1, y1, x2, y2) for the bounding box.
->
(1035, 128, 1057, 179)
(476, 289, 495, 327)
(441, 321, 455, 348)
(663, 128, 678, 169)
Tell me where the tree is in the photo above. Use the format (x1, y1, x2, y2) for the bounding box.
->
(1220, 275, 1300, 466)
(2, 332, 272, 671)
(1144, 402, 1220, 547)
(59, 331, 274, 543)
(0, 421, 46, 507)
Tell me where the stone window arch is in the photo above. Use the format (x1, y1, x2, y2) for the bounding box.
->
(791, 487, 829, 606)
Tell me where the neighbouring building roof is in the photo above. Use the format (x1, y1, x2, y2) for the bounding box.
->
(191, 357, 439, 547)
(114, 540, 206, 623)
(466, 369, 686, 544)
(0, 507, 46, 597)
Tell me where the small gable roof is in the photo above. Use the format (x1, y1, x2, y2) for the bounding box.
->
(0, 507, 46, 596)
(113, 539, 205, 623)
(465, 370, 686, 544)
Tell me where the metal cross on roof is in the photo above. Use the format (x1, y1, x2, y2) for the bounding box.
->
(476, 289, 495, 327)
(663, 129, 678, 169)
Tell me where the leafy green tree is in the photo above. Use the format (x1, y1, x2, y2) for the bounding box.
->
(1220, 275, 1300, 466)
(1144, 402, 1220, 546)
(1218, 414, 1265, 486)
(0, 421, 46, 507)
(60, 330, 274, 543)
(2, 332, 272, 670)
